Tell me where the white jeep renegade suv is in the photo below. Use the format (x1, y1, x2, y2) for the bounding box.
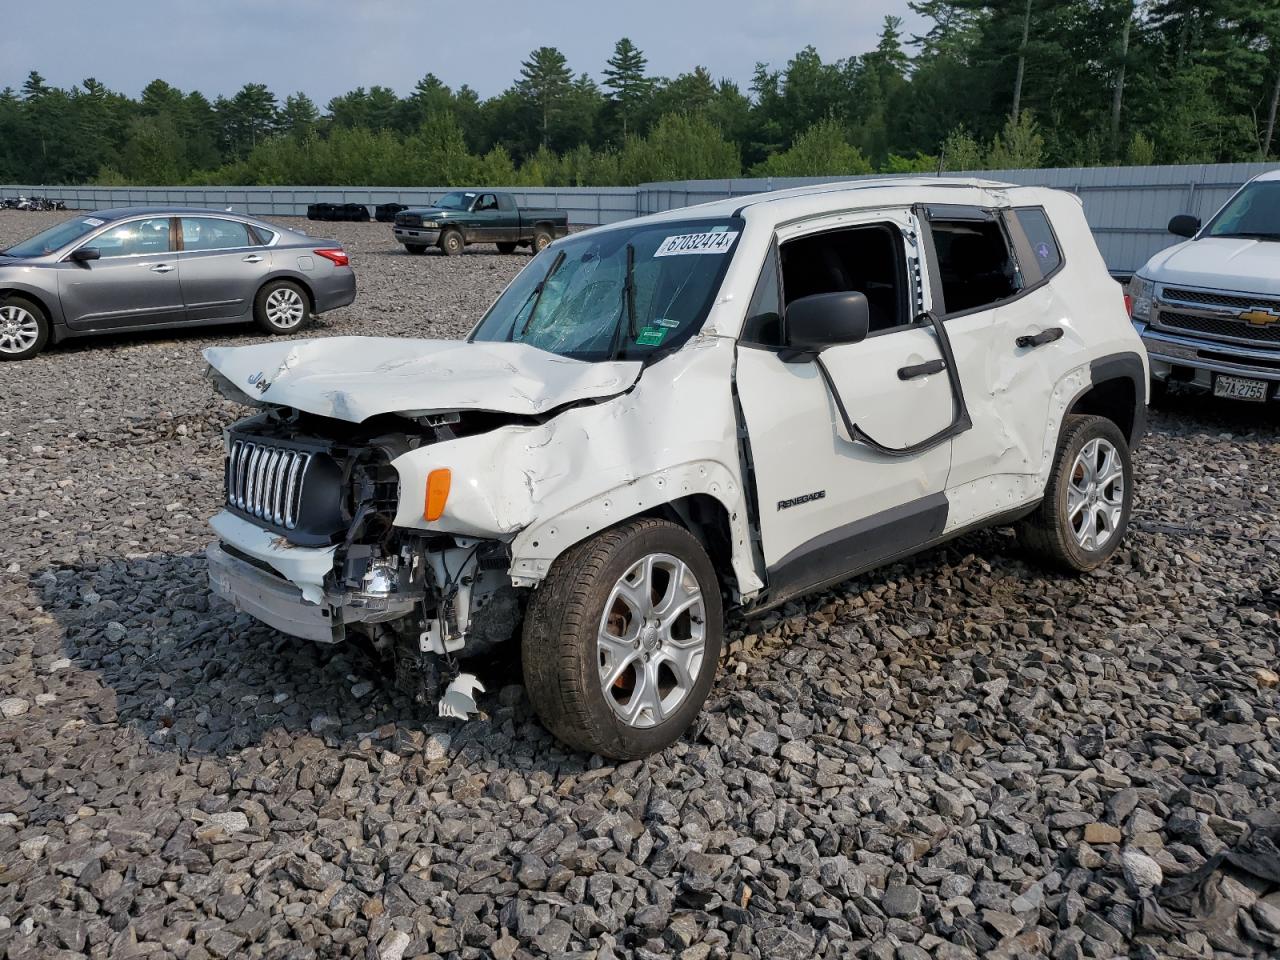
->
(204, 178, 1148, 759)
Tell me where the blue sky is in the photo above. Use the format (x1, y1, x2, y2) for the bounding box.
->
(4, 0, 926, 103)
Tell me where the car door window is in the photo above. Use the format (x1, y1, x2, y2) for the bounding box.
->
(928, 218, 1020, 315)
(92, 218, 172, 258)
(181, 218, 253, 252)
(477, 194, 499, 211)
(779, 223, 911, 335)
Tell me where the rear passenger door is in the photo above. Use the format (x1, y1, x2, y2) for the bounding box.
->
(178, 217, 271, 321)
(917, 204, 1066, 523)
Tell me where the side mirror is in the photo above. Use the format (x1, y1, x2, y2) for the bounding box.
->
(1168, 214, 1201, 238)
(70, 247, 100, 262)
(781, 291, 870, 362)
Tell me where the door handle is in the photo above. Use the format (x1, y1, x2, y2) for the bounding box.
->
(242, 254, 263, 263)
(1016, 326, 1063, 349)
(898, 358, 946, 380)
(149, 264, 174, 273)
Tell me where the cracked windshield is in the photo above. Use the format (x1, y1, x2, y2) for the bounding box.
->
(471, 219, 741, 361)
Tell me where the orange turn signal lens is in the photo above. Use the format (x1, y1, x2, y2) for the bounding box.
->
(424, 468, 451, 521)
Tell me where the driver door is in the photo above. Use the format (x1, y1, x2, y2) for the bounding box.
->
(57, 216, 184, 331)
(470, 193, 501, 241)
(735, 209, 958, 600)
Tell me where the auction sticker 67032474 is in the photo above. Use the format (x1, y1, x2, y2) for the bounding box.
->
(654, 230, 740, 257)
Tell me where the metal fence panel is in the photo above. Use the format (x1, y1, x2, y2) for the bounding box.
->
(3, 164, 1275, 270)
(635, 162, 1277, 272)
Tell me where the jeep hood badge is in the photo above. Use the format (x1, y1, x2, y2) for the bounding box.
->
(204, 336, 643, 422)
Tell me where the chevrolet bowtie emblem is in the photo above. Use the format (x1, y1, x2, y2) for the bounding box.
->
(1240, 309, 1280, 326)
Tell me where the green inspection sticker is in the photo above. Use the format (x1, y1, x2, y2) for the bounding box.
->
(635, 326, 667, 346)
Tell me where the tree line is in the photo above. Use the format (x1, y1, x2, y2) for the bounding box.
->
(2, 0, 1279, 188)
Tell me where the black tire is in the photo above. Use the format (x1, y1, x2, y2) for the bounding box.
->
(1020, 414, 1133, 572)
(253, 279, 310, 335)
(496, 241, 517, 254)
(531, 228, 553, 253)
(404, 244, 427, 255)
(522, 518, 724, 759)
(0, 295, 50, 361)
(439, 229, 464, 256)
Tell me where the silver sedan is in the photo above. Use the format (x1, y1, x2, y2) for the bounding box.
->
(0, 207, 357, 360)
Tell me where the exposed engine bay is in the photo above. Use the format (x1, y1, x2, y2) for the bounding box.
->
(210, 403, 533, 708)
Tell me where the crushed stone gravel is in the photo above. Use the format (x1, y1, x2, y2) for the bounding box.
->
(2, 211, 1280, 959)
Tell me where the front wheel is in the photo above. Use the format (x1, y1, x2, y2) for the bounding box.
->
(1020, 414, 1133, 572)
(0, 296, 49, 361)
(522, 518, 723, 759)
(253, 280, 310, 335)
(439, 229, 464, 257)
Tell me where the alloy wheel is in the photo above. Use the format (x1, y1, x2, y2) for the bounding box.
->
(0, 305, 39, 355)
(1067, 437, 1125, 551)
(597, 553, 706, 729)
(264, 287, 306, 330)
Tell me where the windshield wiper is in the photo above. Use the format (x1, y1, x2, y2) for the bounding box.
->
(608, 244, 638, 360)
(511, 249, 565, 341)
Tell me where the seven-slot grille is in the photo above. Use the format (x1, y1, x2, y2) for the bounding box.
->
(227, 440, 311, 529)
(394, 212, 422, 227)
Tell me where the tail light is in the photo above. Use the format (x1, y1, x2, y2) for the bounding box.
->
(1123, 293, 1133, 316)
(314, 248, 349, 267)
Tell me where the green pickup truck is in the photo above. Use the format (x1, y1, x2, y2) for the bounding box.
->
(392, 190, 570, 256)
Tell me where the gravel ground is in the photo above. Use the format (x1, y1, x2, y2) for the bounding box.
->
(2, 210, 1280, 960)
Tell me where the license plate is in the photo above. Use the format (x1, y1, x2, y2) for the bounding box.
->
(1213, 375, 1269, 402)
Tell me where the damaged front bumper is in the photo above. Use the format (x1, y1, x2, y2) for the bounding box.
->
(207, 509, 416, 644)
(207, 540, 341, 643)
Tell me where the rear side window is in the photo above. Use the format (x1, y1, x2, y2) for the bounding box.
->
(929, 218, 1019, 315)
(181, 217, 253, 252)
(1013, 207, 1062, 278)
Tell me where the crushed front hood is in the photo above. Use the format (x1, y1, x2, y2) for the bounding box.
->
(203, 336, 642, 422)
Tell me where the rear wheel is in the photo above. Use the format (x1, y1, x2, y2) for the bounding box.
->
(0, 296, 49, 361)
(253, 280, 310, 335)
(1020, 414, 1132, 572)
(439, 229, 464, 257)
(404, 244, 427, 255)
(522, 518, 723, 759)
(496, 241, 517, 254)
(531, 228, 553, 253)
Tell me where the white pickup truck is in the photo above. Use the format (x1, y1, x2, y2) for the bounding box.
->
(1129, 169, 1280, 402)
(204, 178, 1147, 759)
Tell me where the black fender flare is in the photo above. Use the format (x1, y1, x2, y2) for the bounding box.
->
(1064, 351, 1147, 448)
